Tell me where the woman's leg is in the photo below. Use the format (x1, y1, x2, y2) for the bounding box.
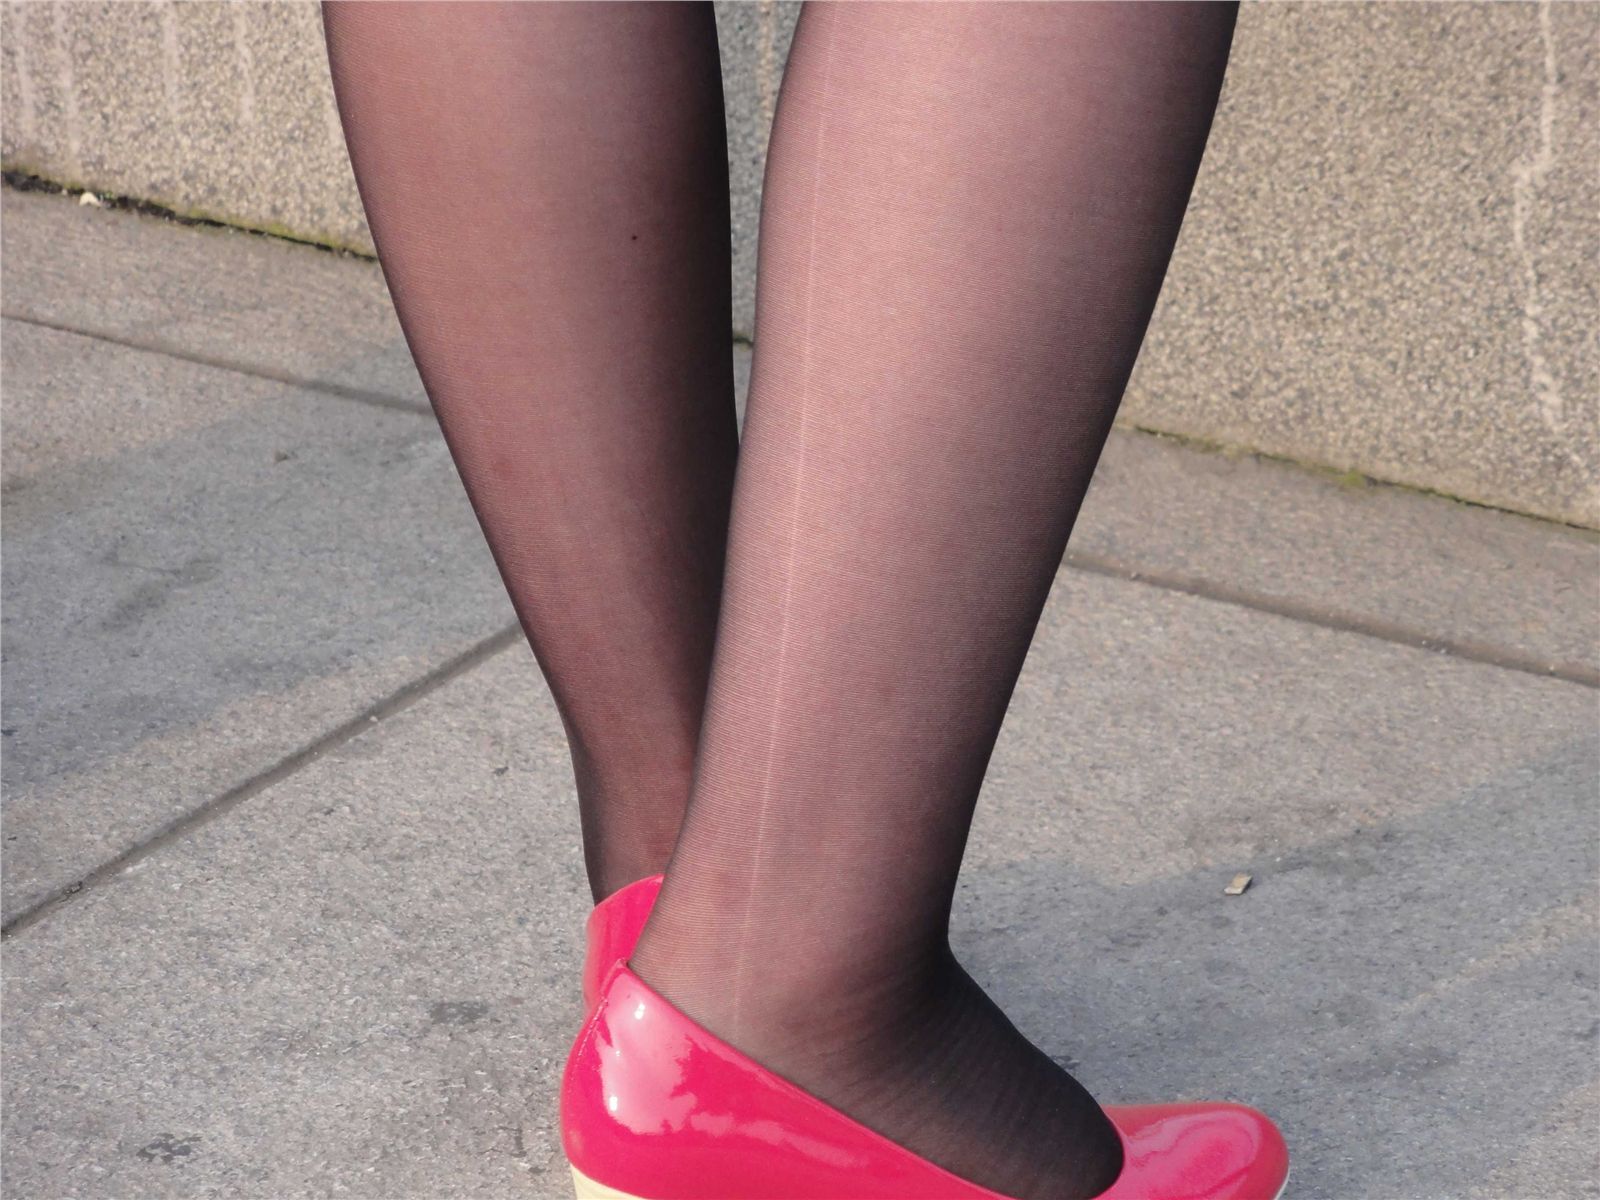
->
(629, 4, 1237, 1198)
(322, 2, 737, 900)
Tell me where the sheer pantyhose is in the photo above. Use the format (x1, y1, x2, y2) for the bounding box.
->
(324, 2, 737, 901)
(326, 5, 1235, 1197)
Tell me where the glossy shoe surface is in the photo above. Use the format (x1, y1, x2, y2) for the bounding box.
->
(581, 875, 663, 1010)
(562, 965, 1290, 1200)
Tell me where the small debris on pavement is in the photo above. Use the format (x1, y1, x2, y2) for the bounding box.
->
(78, 191, 102, 207)
(1224, 872, 1252, 896)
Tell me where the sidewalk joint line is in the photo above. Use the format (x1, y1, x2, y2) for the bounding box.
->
(3, 170, 377, 260)
(0, 623, 524, 940)
(3, 555, 1587, 940)
(1114, 420, 1599, 533)
(1066, 550, 1599, 689)
(1, 311, 433, 418)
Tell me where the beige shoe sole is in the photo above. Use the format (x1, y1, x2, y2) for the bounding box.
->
(571, 1161, 1292, 1199)
(571, 1165, 643, 1200)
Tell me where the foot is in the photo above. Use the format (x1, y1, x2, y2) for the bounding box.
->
(632, 945, 1123, 1200)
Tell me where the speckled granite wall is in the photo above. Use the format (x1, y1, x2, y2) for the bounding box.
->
(1128, 3, 1597, 529)
(3, 2, 1594, 526)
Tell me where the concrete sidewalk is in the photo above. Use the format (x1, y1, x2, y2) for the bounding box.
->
(2, 186, 1596, 1199)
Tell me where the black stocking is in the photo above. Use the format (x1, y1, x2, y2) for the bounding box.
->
(323, 2, 737, 901)
(631, 6, 1237, 1198)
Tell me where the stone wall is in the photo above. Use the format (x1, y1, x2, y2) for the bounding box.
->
(3, 2, 1594, 525)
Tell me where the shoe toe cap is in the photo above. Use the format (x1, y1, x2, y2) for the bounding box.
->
(1105, 1102, 1288, 1200)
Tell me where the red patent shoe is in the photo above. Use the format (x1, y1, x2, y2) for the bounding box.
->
(562, 964, 1290, 1200)
(581, 875, 663, 1009)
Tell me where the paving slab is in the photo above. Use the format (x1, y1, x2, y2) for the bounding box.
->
(1071, 430, 1600, 685)
(10, 187, 1592, 683)
(4, 190, 1596, 924)
(2, 646, 589, 1200)
(3, 562, 1594, 1199)
(1, 187, 427, 409)
(0, 319, 511, 923)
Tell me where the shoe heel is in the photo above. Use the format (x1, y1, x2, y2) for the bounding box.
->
(571, 1164, 647, 1200)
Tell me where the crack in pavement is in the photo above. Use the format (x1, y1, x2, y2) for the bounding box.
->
(1065, 551, 1600, 690)
(0, 623, 524, 940)
(1, 311, 433, 418)
(4, 306, 1592, 940)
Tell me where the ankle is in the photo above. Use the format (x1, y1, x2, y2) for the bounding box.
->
(632, 906, 946, 1047)
(587, 854, 669, 904)
(628, 943, 1124, 1200)
(573, 756, 690, 902)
